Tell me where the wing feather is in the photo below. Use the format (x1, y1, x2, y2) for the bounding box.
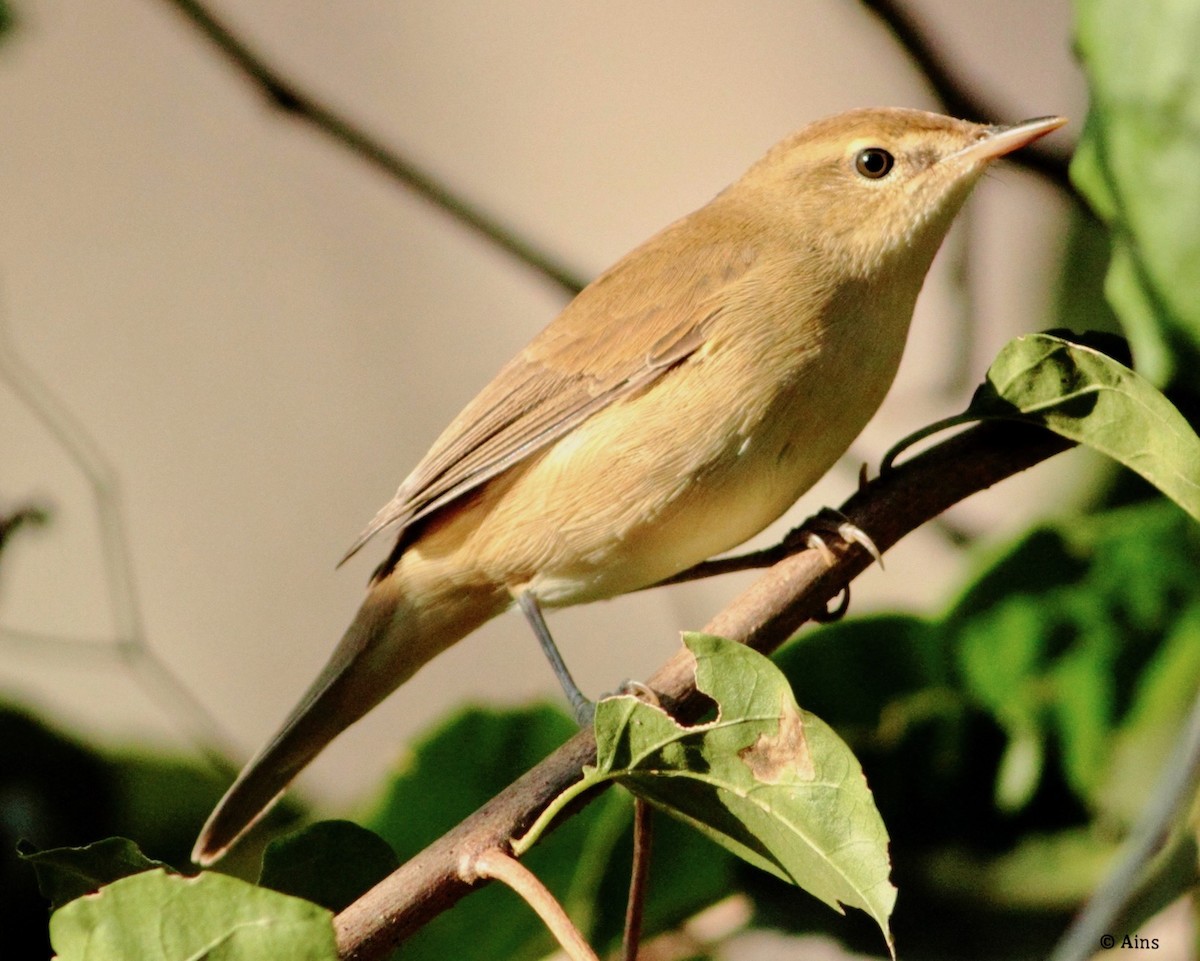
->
(340, 211, 758, 566)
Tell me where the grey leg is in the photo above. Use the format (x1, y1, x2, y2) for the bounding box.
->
(516, 591, 594, 725)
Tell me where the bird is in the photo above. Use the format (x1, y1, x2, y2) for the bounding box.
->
(193, 107, 1065, 865)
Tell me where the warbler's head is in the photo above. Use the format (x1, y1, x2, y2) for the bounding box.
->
(734, 107, 1065, 279)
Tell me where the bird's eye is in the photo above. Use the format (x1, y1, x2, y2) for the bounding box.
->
(854, 147, 895, 179)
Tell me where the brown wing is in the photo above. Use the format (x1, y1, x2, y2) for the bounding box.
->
(340, 209, 758, 565)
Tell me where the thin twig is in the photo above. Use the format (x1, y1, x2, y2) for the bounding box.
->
(0, 504, 48, 556)
(0, 627, 139, 660)
(468, 849, 599, 961)
(621, 800, 654, 961)
(334, 421, 1074, 961)
(155, 0, 587, 297)
(1048, 688, 1200, 961)
(0, 310, 238, 777)
(857, 0, 1075, 193)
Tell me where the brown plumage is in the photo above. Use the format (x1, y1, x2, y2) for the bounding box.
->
(193, 108, 1064, 865)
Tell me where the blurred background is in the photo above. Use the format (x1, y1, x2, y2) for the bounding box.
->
(0, 0, 1082, 805)
(11, 2, 1198, 961)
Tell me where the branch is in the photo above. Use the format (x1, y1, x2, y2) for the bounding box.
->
(621, 800, 654, 961)
(857, 0, 1076, 193)
(159, 0, 1082, 284)
(1048, 686, 1200, 961)
(0, 311, 239, 778)
(0, 503, 48, 557)
(467, 849, 599, 961)
(155, 0, 587, 296)
(333, 420, 1074, 960)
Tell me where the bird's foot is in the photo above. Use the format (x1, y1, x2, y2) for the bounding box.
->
(798, 508, 883, 570)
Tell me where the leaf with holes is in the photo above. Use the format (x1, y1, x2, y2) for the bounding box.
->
(522, 633, 895, 956)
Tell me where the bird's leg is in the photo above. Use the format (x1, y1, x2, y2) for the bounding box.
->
(516, 591, 595, 726)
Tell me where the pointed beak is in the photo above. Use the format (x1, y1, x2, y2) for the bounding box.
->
(959, 115, 1068, 164)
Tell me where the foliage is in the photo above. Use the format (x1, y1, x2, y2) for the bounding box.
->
(359, 704, 735, 960)
(20, 837, 175, 911)
(767, 499, 1200, 957)
(3, 0, 1200, 958)
(0, 707, 239, 958)
(10, 494, 1198, 960)
(1072, 0, 1200, 385)
(884, 331, 1200, 523)
(524, 634, 895, 952)
(50, 870, 337, 961)
(259, 821, 398, 914)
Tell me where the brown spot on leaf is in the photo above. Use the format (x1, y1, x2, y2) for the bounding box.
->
(739, 696, 814, 783)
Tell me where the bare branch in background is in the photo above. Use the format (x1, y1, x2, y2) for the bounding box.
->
(1049, 688, 1200, 961)
(858, 0, 1076, 194)
(0, 503, 48, 557)
(157, 0, 588, 297)
(157, 0, 1081, 282)
(0, 312, 239, 778)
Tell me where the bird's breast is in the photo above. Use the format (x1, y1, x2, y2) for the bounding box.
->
(420, 266, 915, 608)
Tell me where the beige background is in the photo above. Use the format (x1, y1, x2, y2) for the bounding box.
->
(1, 0, 1085, 815)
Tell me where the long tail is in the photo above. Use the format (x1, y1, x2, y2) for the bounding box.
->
(191, 571, 503, 866)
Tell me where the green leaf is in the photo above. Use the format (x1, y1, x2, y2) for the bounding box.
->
(363, 704, 618, 961)
(775, 614, 956, 732)
(364, 703, 577, 857)
(966, 333, 1200, 522)
(0, 704, 236, 952)
(259, 820, 399, 913)
(103, 749, 242, 871)
(1072, 0, 1200, 383)
(1052, 205, 1123, 341)
(595, 803, 735, 951)
(526, 633, 895, 955)
(1097, 605, 1200, 826)
(759, 502, 1200, 953)
(773, 615, 987, 841)
(922, 828, 1120, 908)
(367, 704, 734, 961)
(18, 836, 174, 911)
(48, 869, 336, 960)
(948, 499, 1200, 807)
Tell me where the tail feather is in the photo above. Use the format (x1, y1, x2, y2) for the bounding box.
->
(192, 575, 501, 866)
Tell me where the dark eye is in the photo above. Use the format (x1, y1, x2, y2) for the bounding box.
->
(854, 147, 894, 179)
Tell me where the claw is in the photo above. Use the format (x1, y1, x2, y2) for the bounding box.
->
(804, 530, 837, 567)
(837, 519, 883, 570)
(804, 509, 884, 570)
(605, 679, 661, 708)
